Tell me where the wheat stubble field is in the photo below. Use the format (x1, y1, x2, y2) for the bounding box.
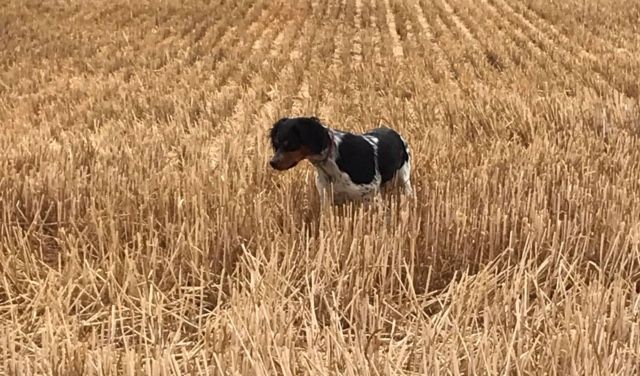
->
(1, 0, 640, 374)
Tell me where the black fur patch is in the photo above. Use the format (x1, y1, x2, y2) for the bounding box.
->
(365, 127, 408, 184)
(269, 117, 328, 155)
(336, 134, 376, 184)
(295, 117, 328, 154)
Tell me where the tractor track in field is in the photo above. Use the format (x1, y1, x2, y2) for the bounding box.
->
(507, 0, 599, 61)
(396, 1, 417, 49)
(219, 17, 305, 135)
(503, 0, 638, 100)
(418, 0, 480, 88)
(368, 0, 383, 66)
(200, 2, 270, 111)
(382, 0, 404, 59)
(426, 0, 488, 83)
(208, 4, 293, 126)
(475, 0, 559, 73)
(199, 1, 265, 85)
(291, 1, 324, 115)
(331, 0, 349, 69)
(247, 4, 323, 177)
(408, 0, 457, 85)
(473, 0, 602, 96)
(207, 6, 312, 169)
(372, 0, 398, 63)
(280, 13, 321, 115)
(486, 0, 625, 98)
(350, 0, 364, 65)
(314, 0, 347, 120)
(225, 1, 320, 129)
(446, 0, 515, 72)
(516, 0, 633, 56)
(329, 0, 347, 73)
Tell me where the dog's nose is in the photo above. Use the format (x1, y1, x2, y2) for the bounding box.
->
(269, 160, 277, 168)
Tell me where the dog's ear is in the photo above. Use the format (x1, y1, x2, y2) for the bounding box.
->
(269, 117, 288, 148)
(297, 117, 328, 155)
(270, 117, 288, 136)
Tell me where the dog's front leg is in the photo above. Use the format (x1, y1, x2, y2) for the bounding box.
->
(315, 172, 331, 209)
(397, 160, 414, 198)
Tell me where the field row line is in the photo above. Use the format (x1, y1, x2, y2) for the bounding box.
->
(424, 0, 481, 87)
(503, 0, 638, 100)
(331, 0, 349, 69)
(207, 3, 292, 127)
(350, 0, 364, 64)
(220, 16, 306, 136)
(382, 0, 404, 59)
(485, 0, 624, 98)
(515, 0, 633, 55)
(201, 2, 267, 98)
(282, 12, 320, 116)
(291, 0, 324, 115)
(368, 0, 384, 66)
(436, 0, 501, 82)
(410, 0, 455, 85)
(305, 0, 349, 120)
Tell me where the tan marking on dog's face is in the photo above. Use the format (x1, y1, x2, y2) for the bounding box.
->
(269, 147, 310, 170)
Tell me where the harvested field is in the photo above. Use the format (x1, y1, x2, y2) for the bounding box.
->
(1, 0, 640, 374)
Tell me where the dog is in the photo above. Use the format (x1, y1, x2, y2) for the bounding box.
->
(268, 116, 413, 205)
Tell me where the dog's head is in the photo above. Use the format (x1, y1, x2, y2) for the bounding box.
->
(268, 116, 329, 171)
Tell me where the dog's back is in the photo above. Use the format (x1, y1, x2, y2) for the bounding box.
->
(365, 127, 410, 184)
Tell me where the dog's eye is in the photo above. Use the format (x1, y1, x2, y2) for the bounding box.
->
(283, 140, 299, 151)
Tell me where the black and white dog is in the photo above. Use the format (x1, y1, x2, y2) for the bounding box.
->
(268, 116, 413, 205)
